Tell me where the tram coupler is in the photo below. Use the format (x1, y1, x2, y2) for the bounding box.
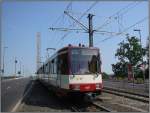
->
(84, 93, 97, 102)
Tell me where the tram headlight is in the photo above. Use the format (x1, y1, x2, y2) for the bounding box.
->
(96, 83, 100, 88)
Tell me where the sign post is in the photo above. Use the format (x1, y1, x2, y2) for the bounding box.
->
(139, 64, 146, 91)
(127, 64, 133, 81)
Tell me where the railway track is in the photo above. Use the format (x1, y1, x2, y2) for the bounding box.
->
(102, 87, 149, 103)
(70, 106, 82, 112)
(69, 86, 149, 112)
(69, 97, 113, 112)
(70, 103, 112, 112)
(104, 87, 149, 97)
(91, 102, 113, 112)
(94, 98, 148, 112)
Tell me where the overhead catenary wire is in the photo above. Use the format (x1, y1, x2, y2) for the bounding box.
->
(51, 2, 72, 27)
(118, 1, 142, 16)
(95, 16, 148, 44)
(96, 1, 141, 31)
(116, 1, 142, 32)
(49, 2, 73, 48)
(49, 1, 146, 49)
(64, 11, 88, 31)
(59, 1, 98, 41)
(49, 27, 84, 32)
(79, 1, 98, 20)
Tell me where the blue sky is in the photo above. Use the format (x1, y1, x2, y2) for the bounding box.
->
(2, 1, 149, 76)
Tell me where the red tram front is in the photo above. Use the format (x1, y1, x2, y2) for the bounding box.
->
(37, 45, 103, 97)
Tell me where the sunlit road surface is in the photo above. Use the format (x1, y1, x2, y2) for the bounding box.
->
(103, 80, 149, 96)
(1, 77, 32, 112)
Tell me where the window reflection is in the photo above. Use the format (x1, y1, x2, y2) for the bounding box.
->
(71, 49, 100, 75)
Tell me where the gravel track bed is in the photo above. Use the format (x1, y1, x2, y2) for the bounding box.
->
(97, 92, 149, 112)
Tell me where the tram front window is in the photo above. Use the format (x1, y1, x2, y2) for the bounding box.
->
(71, 49, 101, 75)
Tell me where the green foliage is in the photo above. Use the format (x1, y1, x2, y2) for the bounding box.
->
(102, 72, 109, 79)
(112, 35, 146, 77)
(115, 36, 146, 66)
(133, 67, 143, 78)
(112, 62, 128, 77)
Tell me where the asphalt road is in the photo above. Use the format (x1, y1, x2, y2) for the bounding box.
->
(17, 80, 71, 112)
(1, 77, 32, 112)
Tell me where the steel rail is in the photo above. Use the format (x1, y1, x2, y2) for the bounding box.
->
(104, 87, 149, 98)
(102, 88, 149, 103)
(69, 98, 114, 112)
(91, 102, 113, 112)
(70, 106, 82, 112)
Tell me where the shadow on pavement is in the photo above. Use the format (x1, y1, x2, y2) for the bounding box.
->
(22, 79, 33, 96)
(21, 80, 69, 111)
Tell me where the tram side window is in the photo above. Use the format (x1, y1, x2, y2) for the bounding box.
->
(46, 64, 48, 74)
(45, 64, 47, 74)
(42, 66, 44, 74)
(51, 62, 52, 74)
(49, 62, 51, 74)
(53, 58, 57, 74)
(58, 53, 68, 75)
(51, 59, 54, 74)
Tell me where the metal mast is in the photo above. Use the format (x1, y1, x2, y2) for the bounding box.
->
(0, 32, 2, 77)
(88, 14, 94, 47)
(49, 11, 122, 47)
(36, 32, 41, 71)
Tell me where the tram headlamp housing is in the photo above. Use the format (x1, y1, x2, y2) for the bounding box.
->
(96, 83, 100, 89)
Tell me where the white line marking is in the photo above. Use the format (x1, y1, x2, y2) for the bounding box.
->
(11, 98, 22, 112)
(11, 81, 34, 112)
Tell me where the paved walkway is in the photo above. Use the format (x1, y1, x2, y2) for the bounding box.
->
(103, 80, 149, 96)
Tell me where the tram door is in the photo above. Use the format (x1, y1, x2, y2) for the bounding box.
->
(57, 52, 68, 88)
(57, 58, 61, 88)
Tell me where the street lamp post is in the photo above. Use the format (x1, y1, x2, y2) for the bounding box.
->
(19, 60, 21, 76)
(134, 29, 142, 46)
(133, 29, 146, 89)
(2, 46, 8, 77)
(22, 64, 24, 76)
(14, 57, 17, 78)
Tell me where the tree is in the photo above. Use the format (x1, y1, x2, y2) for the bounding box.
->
(112, 35, 146, 77)
(112, 62, 128, 77)
(102, 72, 109, 79)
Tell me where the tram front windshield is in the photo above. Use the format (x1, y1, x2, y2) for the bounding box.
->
(71, 48, 101, 75)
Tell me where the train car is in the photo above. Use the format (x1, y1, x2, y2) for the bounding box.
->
(37, 44, 103, 98)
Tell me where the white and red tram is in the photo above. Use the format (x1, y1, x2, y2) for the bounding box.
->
(37, 45, 103, 97)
